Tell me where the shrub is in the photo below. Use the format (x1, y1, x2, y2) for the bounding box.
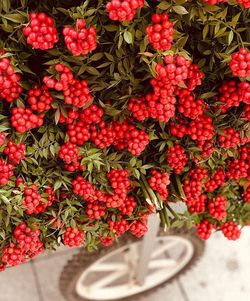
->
(0, 0, 249, 271)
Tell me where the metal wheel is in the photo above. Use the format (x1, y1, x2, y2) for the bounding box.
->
(60, 229, 204, 301)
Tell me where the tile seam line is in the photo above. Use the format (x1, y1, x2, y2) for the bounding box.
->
(177, 278, 191, 301)
(30, 260, 45, 301)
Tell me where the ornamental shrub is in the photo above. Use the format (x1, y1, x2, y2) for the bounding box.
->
(0, 0, 249, 271)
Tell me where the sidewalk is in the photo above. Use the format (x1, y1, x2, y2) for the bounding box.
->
(1, 228, 250, 301)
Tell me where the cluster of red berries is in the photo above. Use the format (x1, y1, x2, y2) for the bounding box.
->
(216, 81, 243, 113)
(155, 54, 191, 86)
(43, 64, 74, 91)
(63, 19, 97, 56)
(28, 85, 53, 112)
(13, 223, 44, 258)
(244, 104, 250, 121)
(177, 89, 206, 119)
(220, 222, 241, 240)
(111, 120, 149, 155)
(22, 185, 44, 215)
(63, 79, 92, 108)
(188, 114, 215, 142)
(236, 0, 250, 8)
(217, 128, 241, 149)
(0, 159, 14, 186)
(1, 223, 43, 269)
(3, 141, 26, 164)
(106, 169, 131, 208)
(226, 158, 249, 180)
(67, 121, 91, 145)
(146, 13, 174, 51)
(187, 194, 206, 214)
(63, 227, 85, 247)
(58, 142, 80, 164)
(86, 201, 106, 220)
(108, 218, 129, 236)
(79, 104, 104, 124)
(197, 140, 215, 160)
(72, 176, 97, 202)
(0, 55, 22, 102)
(166, 144, 188, 174)
(230, 48, 250, 78)
(205, 168, 225, 192)
(130, 219, 148, 238)
(169, 119, 188, 138)
(118, 195, 136, 216)
(90, 121, 115, 149)
(188, 166, 208, 182)
(59, 109, 79, 124)
(149, 170, 170, 200)
(106, 0, 144, 21)
(11, 107, 44, 133)
(23, 12, 59, 50)
(183, 179, 202, 200)
(196, 219, 214, 240)
(208, 196, 227, 220)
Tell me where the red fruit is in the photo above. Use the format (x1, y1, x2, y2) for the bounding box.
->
(230, 48, 250, 78)
(28, 85, 53, 112)
(23, 12, 59, 50)
(149, 170, 170, 200)
(0, 159, 14, 186)
(221, 222, 241, 240)
(166, 144, 188, 174)
(106, 0, 144, 21)
(63, 227, 85, 247)
(4, 140, 26, 164)
(196, 219, 214, 240)
(208, 196, 227, 220)
(130, 219, 148, 237)
(146, 13, 174, 51)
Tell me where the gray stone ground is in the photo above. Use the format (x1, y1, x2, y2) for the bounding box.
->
(0, 228, 250, 301)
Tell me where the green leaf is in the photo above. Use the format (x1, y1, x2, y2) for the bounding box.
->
(157, 1, 171, 9)
(3, 13, 26, 23)
(124, 31, 133, 44)
(173, 6, 188, 15)
(228, 31, 234, 45)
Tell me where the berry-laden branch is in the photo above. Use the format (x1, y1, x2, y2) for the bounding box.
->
(0, 0, 249, 272)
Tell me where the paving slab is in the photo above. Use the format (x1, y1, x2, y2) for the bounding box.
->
(0, 262, 40, 301)
(179, 227, 250, 301)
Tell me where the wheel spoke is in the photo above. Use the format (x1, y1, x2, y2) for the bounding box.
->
(90, 263, 128, 272)
(148, 258, 177, 269)
(152, 239, 179, 258)
(91, 270, 128, 289)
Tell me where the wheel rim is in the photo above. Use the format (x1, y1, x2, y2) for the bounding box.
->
(75, 235, 194, 300)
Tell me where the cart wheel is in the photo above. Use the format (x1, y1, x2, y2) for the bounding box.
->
(60, 228, 204, 301)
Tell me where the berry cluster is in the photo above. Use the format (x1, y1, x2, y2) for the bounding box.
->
(11, 107, 44, 133)
(205, 168, 225, 192)
(118, 195, 136, 216)
(236, 0, 250, 8)
(166, 144, 188, 174)
(243, 186, 250, 202)
(63, 19, 97, 56)
(220, 222, 241, 240)
(43, 64, 74, 91)
(130, 219, 148, 238)
(0, 55, 22, 102)
(217, 128, 241, 149)
(183, 179, 202, 200)
(23, 12, 59, 50)
(86, 201, 106, 220)
(90, 121, 115, 149)
(28, 85, 53, 112)
(226, 158, 249, 180)
(63, 227, 85, 247)
(146, 13, 174, 51)
(72, 176, 97, 202)
(13, 223, 44, 258)
(187, 194, 207, 214)
(4, 141, 26, 165)
(22, 185, 44, 215)
(63, 78, 92, 108)
(58, 142, 80, 164)
(106, 0, 144, 21)
(67, 121, 91, 145)
(108, 218, 129, 236)
(149, 170, 170, 200)
(196, 219, 214, 240)
(112, 120, 149, 155)
(208, 196, 227, 220)
(188, 114, 215, 142)
(0, 159, 14, 186)
(230, 48, 250, 78)
(1, 223, 43, 269)
(59, 109, 79, 124)
(177, 89, 206, 119)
